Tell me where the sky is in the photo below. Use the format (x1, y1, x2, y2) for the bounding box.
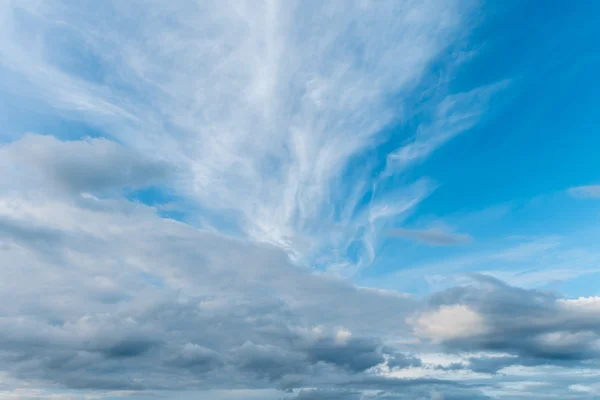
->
(1, 0, 600, 399)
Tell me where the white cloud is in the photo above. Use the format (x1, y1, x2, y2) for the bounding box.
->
(0, 137, 424, 393)
(385, 81, 508, 174)
(559, 297, 600, 313)
(569, 384, 596, 394)
(334, 328, 352, 346)
(0, 0, 499, 270)
(410, 305, 487, 343)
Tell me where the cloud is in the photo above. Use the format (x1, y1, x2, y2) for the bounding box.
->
(0, 132, 511, 400)
(387, 353, 423, 370)
(411, 305, 487, 343)
(0, 0, 499, 270)
(0, 139, 425, 395)
(0, 134, 172, 195)
(569, 384, 597, 394)
(290, 389, 363, 400)
(384, 81, 508, 174)
(412, 275, 600, 363)
(0, 138, 597, 397)
(568, 185, 600, 199)
(388, 227, 472, 246)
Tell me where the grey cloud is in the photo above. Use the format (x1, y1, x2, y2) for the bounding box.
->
(0, 134, 173, 194)
(300, 337, 384, 372)
(288, 386, 491, 400)
(418, 275, 600, 363)
(388, 227, 472, 246)
(290, 389, 362, 400)
(338, 376, 457, 391)
(167, 343, 223, 371)
(387, 352, 422, 369)
(464, 355, 560, 374)
(1, 178, 597, 398)
(463, 356, 514, 374)
(2, 175, 596, 398)
(235, 341, 307, 382)
(102, 337, 157, 359)
(0, 176, 420, 394)
(0, 216, 66, 262)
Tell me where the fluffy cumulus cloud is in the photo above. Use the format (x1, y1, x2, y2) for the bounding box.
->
(0, 1, 598, 399)
(411, 275, 600, 366)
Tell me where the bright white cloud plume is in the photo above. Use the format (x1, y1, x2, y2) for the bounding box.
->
(411, 305, 487, 343)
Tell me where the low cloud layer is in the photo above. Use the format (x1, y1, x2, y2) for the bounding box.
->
(0, 134, 486, 398)
(0, 134, 598, 399)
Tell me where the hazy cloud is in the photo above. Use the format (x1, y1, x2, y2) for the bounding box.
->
(568, 185, 600, 199)
(389, 227, 472, 246)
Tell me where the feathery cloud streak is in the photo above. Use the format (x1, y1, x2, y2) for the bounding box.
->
(0, 0, 502, 268)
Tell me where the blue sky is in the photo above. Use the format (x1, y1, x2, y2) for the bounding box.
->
(1, 1, 600, 399)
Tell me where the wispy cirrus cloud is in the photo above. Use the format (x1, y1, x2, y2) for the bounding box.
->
(384, 81, 508, 175)
(568, 185, 600, 199)
(0, 0, 502, 270)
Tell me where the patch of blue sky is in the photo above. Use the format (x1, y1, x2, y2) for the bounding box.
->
(0, 92, 108, 143)
(419, 0, 600, 213)
(363, 190, 600, 289)
(125, 184, 247, 237)
(357, 0, 600, 284)
(126, 185, 178, 207)
(330, 37, 507, 236)
(136, 271, 165, 289)
(125, 185, 189, 222)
